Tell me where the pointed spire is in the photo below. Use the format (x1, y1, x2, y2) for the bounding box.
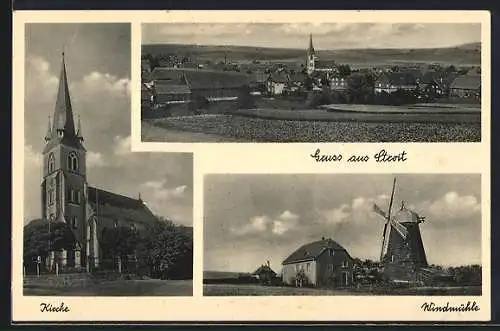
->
(52, 51, 76, 138)
(308, 33, 315, 54)
(45, 116, 52, 142)
(76, 114, 84, 141)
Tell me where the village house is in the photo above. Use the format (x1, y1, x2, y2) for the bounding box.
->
(282, 237, 354, 288)
(419, 71, 459, 97)
(449, 74, 481, 99)
(330, 76, 348, 91)
(374, 72, 418, 94)
(252, 261, 278, 285)
(151, 67, 250, 102)
(266, 72, 289, 96)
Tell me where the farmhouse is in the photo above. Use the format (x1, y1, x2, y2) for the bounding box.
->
(282, 237, 354, 288)
(266, 72, 289, 96)
(151, 67, 250, 101)
(374, 72, 418, 93)
(252, 261, 278, 285)
(449, 75, 481, 99)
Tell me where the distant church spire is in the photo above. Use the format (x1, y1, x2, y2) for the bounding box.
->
(52, 51, 77, 139)
(308, 33, 315, 54)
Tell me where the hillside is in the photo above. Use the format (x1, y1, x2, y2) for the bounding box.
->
(142, 42, 481, 66)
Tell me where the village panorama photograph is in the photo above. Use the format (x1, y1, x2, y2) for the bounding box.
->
(141, 22, 481, 143)
(203, 174, 482, 296)
(22, 23, 193, 296)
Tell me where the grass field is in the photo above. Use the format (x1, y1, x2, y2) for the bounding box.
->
(142, 111, 481, 143)
(24, 279, 193, 296)
(203, 283, 481, 296)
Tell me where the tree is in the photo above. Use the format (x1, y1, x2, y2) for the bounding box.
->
(346, 73, 374, 104)
(136, 221, 193, 280)
(337, 64, 352, 78)
(23, 219, 78, 271)
(236, 85, 255, 110)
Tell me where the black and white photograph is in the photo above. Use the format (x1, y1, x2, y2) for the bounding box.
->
(23, 23, 193, 296)
(141, 23, 482, 143)
(203, 174, 482, 296)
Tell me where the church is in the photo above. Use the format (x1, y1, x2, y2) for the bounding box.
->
(305, 34, 337, 75)
(40, 53, 159, 272)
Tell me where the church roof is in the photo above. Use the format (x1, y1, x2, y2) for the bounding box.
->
(87, 187, 160, 229)
(283, 238, 350, 265)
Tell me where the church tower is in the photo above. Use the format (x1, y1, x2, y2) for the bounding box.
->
(306, 33, 316, 75)
(41, 52, 88, 270)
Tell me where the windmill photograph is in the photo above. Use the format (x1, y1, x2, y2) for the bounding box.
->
(203, 173, 482, 296)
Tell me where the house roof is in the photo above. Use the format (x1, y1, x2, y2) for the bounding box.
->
(282, 238, 349, 265)
(268, 72, 289, 83)
(376, 72, 418, 86)
(289, 72, 308, 83)
(450, 75, 481, 90)
(315, 60, 337, 69)
(152, 67, 249, 90)
(252, 265, 277, 276)
(155, 83, 191, 95)
(400, 68, 424, 81)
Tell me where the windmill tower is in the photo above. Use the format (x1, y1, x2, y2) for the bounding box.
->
(373, 177, 428, 281)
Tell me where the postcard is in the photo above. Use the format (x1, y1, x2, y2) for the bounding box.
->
(12, 10, 491, 323)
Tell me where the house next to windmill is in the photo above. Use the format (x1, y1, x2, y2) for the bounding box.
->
(41, 53, 159, 272)
(282, 237, 354, 288)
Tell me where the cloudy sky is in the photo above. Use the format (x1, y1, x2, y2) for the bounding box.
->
(204, 174, 482, 273)
(142, 23, 480, 49)
(24, 23, 193, 226)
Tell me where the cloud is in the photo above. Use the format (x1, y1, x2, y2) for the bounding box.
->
(25, 145, 42, 167)
(272, 210, 299, 235)
(418, 191, 481, 220)
(112, 135, 131, 155)
(86, 151, 107, 167)
(232, 210, 300, 236)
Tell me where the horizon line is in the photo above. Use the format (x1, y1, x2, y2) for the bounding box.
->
(142, 41, 481, 51)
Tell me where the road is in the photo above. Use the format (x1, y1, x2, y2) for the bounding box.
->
(24, 279, 193, 296)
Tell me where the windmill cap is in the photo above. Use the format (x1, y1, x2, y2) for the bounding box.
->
(393, 207, 422, 224)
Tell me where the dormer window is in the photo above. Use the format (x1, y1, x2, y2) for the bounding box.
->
(68, 152, 78, 172)
(48, 153, 55, 173)
(329, 249, 334, 257)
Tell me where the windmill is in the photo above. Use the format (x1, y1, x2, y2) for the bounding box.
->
(373, 177, 428, 275)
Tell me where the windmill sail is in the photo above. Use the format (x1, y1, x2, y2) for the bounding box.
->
(373, 203, 387, 218)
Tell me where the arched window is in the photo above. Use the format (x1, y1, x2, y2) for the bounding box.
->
(48, 153, 55, 173)
(67, 152, 78, 172)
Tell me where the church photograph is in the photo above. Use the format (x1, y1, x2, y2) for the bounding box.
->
(203, 173, 482, 296)
(141, 22, 481, 143)
(22, 23, 193, 296)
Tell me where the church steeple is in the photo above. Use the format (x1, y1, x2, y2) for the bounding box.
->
(52, 52, 76, 139)
(308, 33, 315, 54)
